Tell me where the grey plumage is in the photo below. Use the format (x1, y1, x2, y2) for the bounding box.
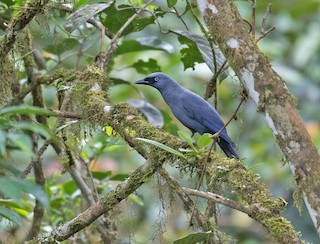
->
(136, 72, 239, 159)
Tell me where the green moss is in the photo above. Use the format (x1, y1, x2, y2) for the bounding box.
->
(68, 219, 84, 233)
(0, 57, 18, 107)
(263, 217, 301, 242)
(66, 65, 110, 135)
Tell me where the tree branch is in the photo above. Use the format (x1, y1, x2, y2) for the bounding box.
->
(95, 0, 155, 70)
(196, 0, 320, 235)
(38, 158, 166, 242)
(0, 0, 50, 58)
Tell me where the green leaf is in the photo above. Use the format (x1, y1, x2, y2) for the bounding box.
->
(105, 126, 114, 136)
(110, 173, 129, 181)
(7, 132, 34, 156)
(0, 206, 22, 225)
(177, 130, 193, 146)
(15, 122, 55, 140)
(0, 161, 21, 176)
(167, 0, 178, 8)
(0, 105, 56, 116)
(172, 29, 226, 72)
(196, 133, 212, 148)
(92, 171, 112, 180)
(64, 2, 113, 33)
(0, 177, 49, 208)
(173, 231, 213, 244)
(62, 181, 78, 195)
(136, 138, 186, 159)
(177, 35, 204, 70)
(129, 58, 161, 75)
(0, 199, 32, 212)
(100, 4, 160, 36)
(107, 145, 123, 151)
(100, 3, 134, 34)
(115, 37, 174, 55)
(129, 194, 144, 206)
(0, 129, 6, 156)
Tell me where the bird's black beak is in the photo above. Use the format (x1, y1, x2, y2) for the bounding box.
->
(135, 78, 149, 85)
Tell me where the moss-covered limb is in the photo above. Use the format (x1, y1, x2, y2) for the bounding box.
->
(8, 69, 75, 106)
(105, 103, 184, 158)
(0, 0, 50, 58)
(0, 57, 19, 107)
(37, 157, 167, 243)
(197, 0, 320, 235)
(204, 157, 301, 243)
(105, 102, 301, 241)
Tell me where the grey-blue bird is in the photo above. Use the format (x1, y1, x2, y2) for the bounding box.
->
(136, 72, 239, 159)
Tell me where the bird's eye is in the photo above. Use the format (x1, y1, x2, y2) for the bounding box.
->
(154, 77, 159, 82)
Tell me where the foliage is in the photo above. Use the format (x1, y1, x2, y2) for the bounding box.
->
(0, 0, 319, 243)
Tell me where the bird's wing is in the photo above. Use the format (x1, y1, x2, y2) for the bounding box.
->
(180, 91, 234, 144)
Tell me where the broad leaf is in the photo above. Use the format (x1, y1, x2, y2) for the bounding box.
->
(64, 2, 113, 33)
(0, 177, 49, 208)
(167, 0, 178, 8)
(196, 133, 212, 148)
(0, 105, 56, 116)
(116, 37, 174, 55)
(62, 181, 78, 196)
(177, 130, 193, 146)
(92, 171, 112, 180)
(127, 99, 164, 128)
(100, 4, 161, 36)
(129, 58, 161, 75)
(178, 35, 204, 70)
(110, 173, 129, 181)
(0, 206, 22, 225)
(172, 29, 226, 72)
(15, 122, 55, 140)
(136, 138, 186, 159)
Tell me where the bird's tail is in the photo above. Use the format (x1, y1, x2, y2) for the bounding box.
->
(217, 138, 239, 159)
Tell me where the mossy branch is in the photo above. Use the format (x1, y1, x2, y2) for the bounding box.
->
(196, 0, 320, 235)
(21, 62, 300, 242)
(0, 0, 50, 58)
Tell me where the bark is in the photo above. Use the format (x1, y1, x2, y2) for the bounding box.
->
(196, 0, 320, 235)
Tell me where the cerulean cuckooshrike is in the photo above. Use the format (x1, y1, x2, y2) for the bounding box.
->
(135, 72, 239, 159)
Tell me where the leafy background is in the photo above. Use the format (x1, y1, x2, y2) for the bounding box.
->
(0, 0, 319, 242)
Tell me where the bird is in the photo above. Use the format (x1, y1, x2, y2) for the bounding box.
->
(135, 72, 239, 159)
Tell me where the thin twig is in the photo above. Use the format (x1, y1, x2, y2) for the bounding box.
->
(100, 26, 106, 52)
(251, 0, 256, 39)
(183, 188, 251, 215)
(204, 60, 228, 100)
(51, 110, 83, 119)
(0, 0, 50, 58)
(173, 6, 189, 30)
(256, 4, 275, 42)
(21, 142, 50, 179)
(51, 3, 114, 39)
(211, 99, 244, 139)
(186, 0, 218, 77)
(96, 0, 155, 70)
(159, 169, 206, 227)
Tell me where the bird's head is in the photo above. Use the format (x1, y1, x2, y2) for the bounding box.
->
(135, 72, 177, 91)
